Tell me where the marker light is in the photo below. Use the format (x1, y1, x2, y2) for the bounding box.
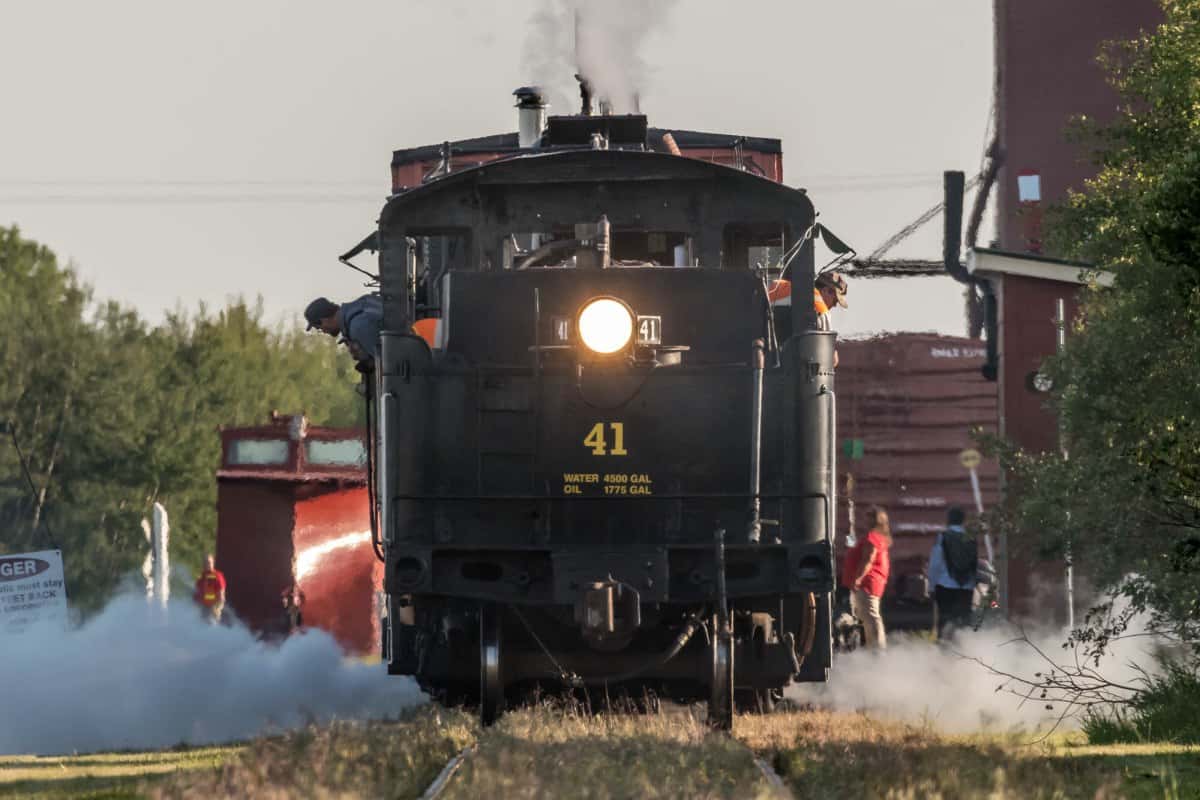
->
(577, 297, 634, 355)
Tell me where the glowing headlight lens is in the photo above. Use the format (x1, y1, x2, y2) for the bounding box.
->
(577, 298, 634, 354)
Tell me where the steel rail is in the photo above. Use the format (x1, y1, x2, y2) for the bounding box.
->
(752, 754, 795, 799)
(418, 745, 476, 800)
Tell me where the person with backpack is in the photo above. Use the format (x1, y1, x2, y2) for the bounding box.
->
(928, 506, 978, 639)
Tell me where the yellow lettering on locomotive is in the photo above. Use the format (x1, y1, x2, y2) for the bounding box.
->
(583, 423, 606, 455)
(610, 422, 628, 455)
(583, 422, 629, 456)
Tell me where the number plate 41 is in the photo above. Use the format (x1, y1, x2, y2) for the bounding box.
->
(583, 422, 628, 456)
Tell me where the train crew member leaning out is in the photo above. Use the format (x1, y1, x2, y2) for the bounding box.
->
(813, 271, 849, 332)
(847, 507, 891, 650)
(928, 506, 978, 639)
(305, 295, 438, 364)
(767, 272, 848, 366)
(305, 295, 383, 365)
(194, 554, 227, 625)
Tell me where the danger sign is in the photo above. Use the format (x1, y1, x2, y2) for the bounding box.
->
(0, 550, 68, 634)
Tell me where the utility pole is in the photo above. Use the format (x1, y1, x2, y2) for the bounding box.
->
(142, 502, 170, 612)
(1056, 298, 1075, 631)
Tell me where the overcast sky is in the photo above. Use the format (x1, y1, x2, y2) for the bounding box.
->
(0, 0, 993, 338)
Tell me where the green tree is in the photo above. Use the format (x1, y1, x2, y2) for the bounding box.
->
(1, 225, 364, 611)
(997, 0, 1200, 652)
(146, 300, 362, 572)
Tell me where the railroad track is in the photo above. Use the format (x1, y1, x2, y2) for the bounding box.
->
(416, 708, 795, 799)
(751, 752, 794, 800)
(418, 744, 475, 800)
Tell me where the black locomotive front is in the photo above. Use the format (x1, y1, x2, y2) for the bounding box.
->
(369, 136, 836, 728)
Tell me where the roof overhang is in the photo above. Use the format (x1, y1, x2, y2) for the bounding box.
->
(967, 247, 1114, 287)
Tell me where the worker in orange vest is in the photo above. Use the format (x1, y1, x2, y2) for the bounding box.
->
(813, 272, 849, 331)
(767, 271, 849, 363)
(194, 553, 227, 625)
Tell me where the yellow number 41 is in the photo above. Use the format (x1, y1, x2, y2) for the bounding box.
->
(583, 422, 628, 456)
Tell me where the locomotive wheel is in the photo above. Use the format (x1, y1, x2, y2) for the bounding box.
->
(735, 687, 779, 714)
(709, 616, 734, 731)
(480, 603, 504, 726)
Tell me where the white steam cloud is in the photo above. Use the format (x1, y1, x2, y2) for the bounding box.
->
(790, 620, 1156, 733)
(522, 0, 678, 114)
(0, 594, 424, 755)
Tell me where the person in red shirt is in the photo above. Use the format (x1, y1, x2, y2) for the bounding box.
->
(194, 553, 227, 624)
(849, 507, 892, 650)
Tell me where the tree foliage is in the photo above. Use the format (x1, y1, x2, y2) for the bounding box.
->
(996, 0, 1200, 652)
(0, 225, 362, 611)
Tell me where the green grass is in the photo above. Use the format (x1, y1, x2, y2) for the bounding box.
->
(1084, 663, 1200, 746)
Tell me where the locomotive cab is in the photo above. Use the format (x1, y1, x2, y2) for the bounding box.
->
(368, 130, 837, 728)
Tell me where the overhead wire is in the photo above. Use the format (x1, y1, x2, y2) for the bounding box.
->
(865, 172, 983, 262)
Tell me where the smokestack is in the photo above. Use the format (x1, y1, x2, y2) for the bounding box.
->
(575, 73, 594, 116)
(513, 86, 548, 149)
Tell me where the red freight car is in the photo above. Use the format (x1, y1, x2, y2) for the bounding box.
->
(835, 334, 1000, 629)
(215, 412, 383, 654)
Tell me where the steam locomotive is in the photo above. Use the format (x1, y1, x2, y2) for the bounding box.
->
(359, 89, 837, 729)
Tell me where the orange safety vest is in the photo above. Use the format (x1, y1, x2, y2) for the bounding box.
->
(767, 280, 828, 314)
(412, 318, 439, 349)
(767, 279, 792, 305)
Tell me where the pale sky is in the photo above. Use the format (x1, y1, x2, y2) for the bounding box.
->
(0, 0, 993, 338)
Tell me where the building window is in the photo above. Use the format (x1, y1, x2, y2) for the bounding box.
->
(305, 439, 367, 467)
(1017, 174, 1041, 203)
(228, 439, 289, 465)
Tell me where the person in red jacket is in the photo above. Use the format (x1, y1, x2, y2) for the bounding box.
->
(847, 507, 892, 650)
(194, 554, 227, 624)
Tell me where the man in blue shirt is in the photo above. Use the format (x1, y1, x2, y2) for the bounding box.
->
(304, 295, 382, 364)
(927, 506, 978, 639)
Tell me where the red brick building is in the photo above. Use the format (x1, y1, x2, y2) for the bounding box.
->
(995, 0, 1160, 252)
(967, 250, 1112, 619)
(973, 0, 1156, 620)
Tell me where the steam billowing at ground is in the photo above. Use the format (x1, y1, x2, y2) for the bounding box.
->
(523, 0, 678, 113)
(790, 618, 1155, 733)
(0, 594, 424, 756)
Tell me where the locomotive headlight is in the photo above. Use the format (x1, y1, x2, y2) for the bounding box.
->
(577, 297, 634, 355)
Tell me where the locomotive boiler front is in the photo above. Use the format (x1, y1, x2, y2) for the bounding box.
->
(370, 146, 836, 726)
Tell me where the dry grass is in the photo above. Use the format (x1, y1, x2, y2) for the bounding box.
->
(442, 698, 783, 800)
(738, 707, 1200, 799)
(12, 703, 1200, 799)
(153, 705, 477, 800)
(0, 746, 238, 799)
